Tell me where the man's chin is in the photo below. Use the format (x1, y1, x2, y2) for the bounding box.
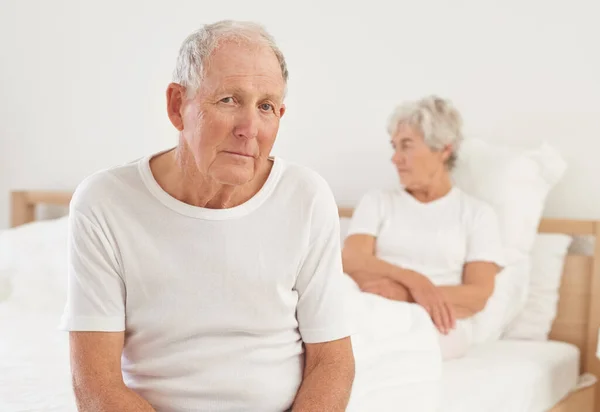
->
(212, 166, 255, 186)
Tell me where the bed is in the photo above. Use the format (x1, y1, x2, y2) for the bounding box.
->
(339, 206, 600, 412)
(1, 192, 75, 411)
(1, 191, 599, 412)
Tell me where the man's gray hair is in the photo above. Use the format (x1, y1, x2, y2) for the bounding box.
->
(172, 20, 289, 96)
(387, 95, 464, 170)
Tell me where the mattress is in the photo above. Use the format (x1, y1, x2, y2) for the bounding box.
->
(440, 339, 580, 412)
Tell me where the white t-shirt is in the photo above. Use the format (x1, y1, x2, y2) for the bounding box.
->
(347, 187, 505, 287)
(60, 153, 353, 412)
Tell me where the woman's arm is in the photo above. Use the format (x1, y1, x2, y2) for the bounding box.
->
(441, 202, 504, 318)
(357, 262, 499, 323)
(342, 234, 416, 287)
(359, 277, 413, 302)
(437, 261, 499, 318)
(343, 234, 455, 333)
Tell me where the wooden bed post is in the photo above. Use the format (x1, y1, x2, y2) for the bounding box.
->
(10, 191, 34, 228)
(586, 221, 600, 411)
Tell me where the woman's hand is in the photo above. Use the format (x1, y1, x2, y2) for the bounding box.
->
(403, 271, 456, 335)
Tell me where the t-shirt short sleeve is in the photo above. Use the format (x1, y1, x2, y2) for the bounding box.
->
(346, 190, 385, 238)
(294, 180, 355, 344)
(59, 206, 126, 332)
(466, 203, 505, 268)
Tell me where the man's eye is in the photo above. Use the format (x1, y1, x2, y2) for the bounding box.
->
(260, 103, 273, 111)
(220, 97, 234, 103)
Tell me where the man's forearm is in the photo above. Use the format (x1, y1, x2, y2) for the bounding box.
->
(74, 383, 156, 412)
(291, 358, 355, 412)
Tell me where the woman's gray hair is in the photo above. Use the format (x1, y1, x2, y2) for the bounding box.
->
(387, 95, 464, 170)
(172, 20, 289, 96)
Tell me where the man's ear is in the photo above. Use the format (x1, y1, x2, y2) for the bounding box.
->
(279, 103, 286, 119)
(166, 83, 186, 131)
(441, 144, 453, 163)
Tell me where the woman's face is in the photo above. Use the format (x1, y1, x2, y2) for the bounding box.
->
(390, 123, 450, 189)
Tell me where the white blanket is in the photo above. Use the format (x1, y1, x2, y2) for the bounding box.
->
(344, 277, 442, 411)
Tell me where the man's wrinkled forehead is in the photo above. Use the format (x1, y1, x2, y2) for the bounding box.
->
(200, 46, 285, 99)
(208, 79, 284, 101)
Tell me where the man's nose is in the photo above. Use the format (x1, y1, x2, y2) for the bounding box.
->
(233, 107, 259, 140)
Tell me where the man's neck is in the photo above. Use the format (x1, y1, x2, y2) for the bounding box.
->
(150, 148, 271, 209)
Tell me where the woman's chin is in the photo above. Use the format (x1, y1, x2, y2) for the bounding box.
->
(397, 176, 412, 188)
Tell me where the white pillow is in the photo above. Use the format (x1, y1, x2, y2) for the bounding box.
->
(503, 233, 572, 341)
(0, 216, 69, 312)
(452, 139, 567, 343)
(453, 139, 567, 263)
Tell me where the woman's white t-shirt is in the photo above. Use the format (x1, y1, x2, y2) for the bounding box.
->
(347, 187, 505, 287)
(346, 187, 505, 357)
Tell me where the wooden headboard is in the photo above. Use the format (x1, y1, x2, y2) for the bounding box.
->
(340, 207, 600, 400)
(10, 191, 72, 227)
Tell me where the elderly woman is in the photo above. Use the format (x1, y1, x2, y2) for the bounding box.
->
(342, 95, 505, 358)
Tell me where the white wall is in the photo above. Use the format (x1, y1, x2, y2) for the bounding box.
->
(1, 0, 599, 229)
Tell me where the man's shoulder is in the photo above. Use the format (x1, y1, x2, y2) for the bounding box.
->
(277, 158, 333, 199)
(273, 159, 339, 223)
(71, 158, 144, 214)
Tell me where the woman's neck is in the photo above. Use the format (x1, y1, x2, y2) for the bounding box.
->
(406, 173, 453, 203)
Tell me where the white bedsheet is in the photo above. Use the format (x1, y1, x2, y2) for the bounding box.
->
(0, 305, 76, 412)
(441, 340, 580, 412)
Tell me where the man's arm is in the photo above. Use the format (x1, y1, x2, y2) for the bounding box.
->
(70, 332, 156, 412)
(291, 337, 355, 412)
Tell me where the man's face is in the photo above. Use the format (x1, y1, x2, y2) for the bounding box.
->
(175, 40, 286, 186)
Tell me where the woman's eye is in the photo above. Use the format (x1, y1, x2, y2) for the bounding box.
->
(260, 103, 273, 111)
(220, 97, 233, 104)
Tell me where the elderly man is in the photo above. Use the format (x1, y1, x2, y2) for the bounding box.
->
(60, 20, 355, 411)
